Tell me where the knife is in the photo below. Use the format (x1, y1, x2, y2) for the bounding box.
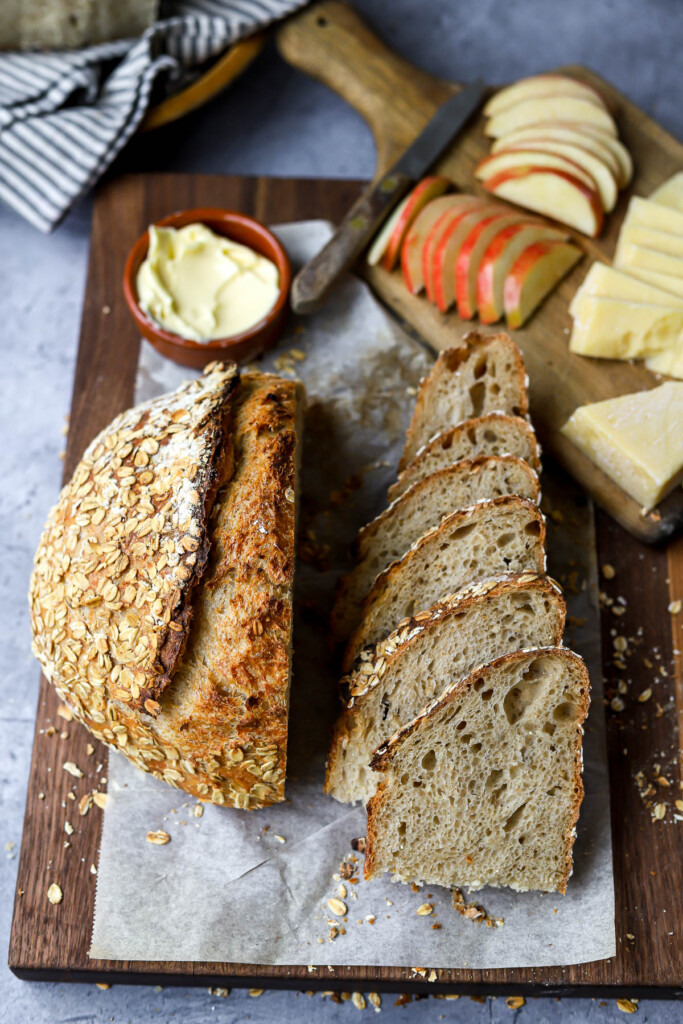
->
(290, 79, 486, 315)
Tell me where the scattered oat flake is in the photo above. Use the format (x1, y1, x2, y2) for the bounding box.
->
(637, 689, 652, 703)
(328, 897, 347, 916)
(57, 705, 74, 721)
(668, 599, 682, 614)
(675, 800, 683, 813)
(64, 821, 74, 836)
(602, 564, 616, 579)
(86, 744, 95, 756)
(368, 992, 381, 1008)
(63, 761, 83, 778)
(337, 883, 347, 899)
(96, 982, 110, 990)
(79, 793, 92, 816)
(90, 864, 97, 875)
(47, 883, 63, 905)
(417, 902, 434, 916)
(93, 792, 107, 810)
(193, 804, 204, 818)
(610, 696, 625, 712)
(248, 988, 264, 997)
(274, 834, 286, 843)
(208, 987, 230, 997)
(146, 830, 171, 845)
(506, 996, 526, 1009)
(616, 997, 639, 1013)
(352, 992, 366, 1010)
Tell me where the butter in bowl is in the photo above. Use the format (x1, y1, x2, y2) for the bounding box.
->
(123, 208, 291, 368)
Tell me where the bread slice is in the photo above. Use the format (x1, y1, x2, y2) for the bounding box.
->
(399, 332, 529, 472)
(342, 495, 546, 671)
(364, 647, 589, 894)
(331, 456, 540, 641)
(389, 414, 540, 503)
(326, 573, 565, 805)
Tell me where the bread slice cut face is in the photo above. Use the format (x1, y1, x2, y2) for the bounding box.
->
(389, 414, 540, 502)
(400, 333, 529, 471)
(326, 573, 565, 805)
(342, 495, 546, 671)
(331, 455, 540, 641)
(364, 647, 589, 894)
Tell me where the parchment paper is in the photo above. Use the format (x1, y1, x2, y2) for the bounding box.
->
(90, 221, 615, 968)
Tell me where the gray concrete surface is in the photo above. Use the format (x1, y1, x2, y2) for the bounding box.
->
(1, 1, 682, 1021)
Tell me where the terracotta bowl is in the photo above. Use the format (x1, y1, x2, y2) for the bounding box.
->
(123, 208, 291, 369)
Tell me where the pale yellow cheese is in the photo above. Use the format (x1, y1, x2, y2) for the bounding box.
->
(644, 347, 683, 379)
(624, 265, 683, 300)
(615, 241, 683, 281)
(650, 172, 683, 213)
(626, 196, 683, 237)
(569, 262, 683, 316)
(569, 295, 683, 359)
(618, 224, 683, 259)
(561, 383, 683, 508)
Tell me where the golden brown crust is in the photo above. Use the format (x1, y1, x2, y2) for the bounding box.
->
(398, 332, 530, 473)
(364, 647, 590, 891)
(29, 367, 303, 809)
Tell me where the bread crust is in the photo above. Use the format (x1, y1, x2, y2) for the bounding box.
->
(29, 367, 302, 809)
(399, 332, 530, 473)
(342, 495, 547, 672)
(325, 573, 565, 797)
(364, 646, 590, 893)
(389, 414, 541, 503)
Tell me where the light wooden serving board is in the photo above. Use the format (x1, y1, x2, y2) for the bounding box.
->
(277, 1, 683, 544)
(8, 173, 683, 998)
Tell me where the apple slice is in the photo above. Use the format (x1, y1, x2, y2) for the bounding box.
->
(401, 194, 472, 294)
(491, 123, 622, 181)
(561, 123, 633, 186)
(483, 166, 603, 237)
(431, 204, 504, 312)
(422, 197, 490, 301)
(484, 74, 607, 117)
(504, 240, 583, 329)
(477, 222, 568, 324)
(486, 140, 618, 212)
(476, 149, 598, 195)
(366, 176, 451, 271)
(455, 212, 527, 319)
(485, 96, 617, 139)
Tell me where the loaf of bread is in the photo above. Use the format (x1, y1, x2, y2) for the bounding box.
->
(389, 413, 540, 503)
(29, 364, 303, 809)
(1, 0, 158, 50)
(399, 332, 529, 471)
(326, 573, 566, 805)
(364, 647, 589, 893)
(331, 456, 540, 640)
(342, 495, 546, 671)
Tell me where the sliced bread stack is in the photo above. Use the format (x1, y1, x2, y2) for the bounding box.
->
(326, 330, 590, 895)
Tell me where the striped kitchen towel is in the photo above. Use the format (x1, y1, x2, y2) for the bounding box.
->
(0, 0, 308, 232)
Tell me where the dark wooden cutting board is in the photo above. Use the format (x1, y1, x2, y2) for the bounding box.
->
(8, 173, 683, 998)
(277, 2, 683, 544)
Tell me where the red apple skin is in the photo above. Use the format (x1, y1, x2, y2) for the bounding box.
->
(503, 240, 580, 328)
(476, 223, 531, 324)
(483, 165, 604, 237)
(379, 175, 451, 272)
(454, 213, 514, 319)
(422, 199, 487, 302)
(432, 205, 501, 313)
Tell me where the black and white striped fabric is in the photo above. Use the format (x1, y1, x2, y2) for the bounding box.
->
(0, 0, 308, 232)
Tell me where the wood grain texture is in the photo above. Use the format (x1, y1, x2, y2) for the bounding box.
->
(8, 173, 683, 996)
(277, 1, 683, 543)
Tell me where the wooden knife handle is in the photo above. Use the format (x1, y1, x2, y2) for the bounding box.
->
(277, 1, 452, 173)
(290, 170, 413, 314)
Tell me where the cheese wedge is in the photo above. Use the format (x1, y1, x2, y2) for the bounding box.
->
(625, 265, 683, 300)
(569, 295, 683, 359)
(569, 262, 683, 315)
(651, 172, 683, 213)
(626, 196, 683, 237)
(561, 383, 683, 508)
(644, 348, 683, 380)
(618, 224, 683, 260)
(615, 241, 683, 281)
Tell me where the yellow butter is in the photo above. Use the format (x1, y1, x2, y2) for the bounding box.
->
(626, 196, 683, 237)
(615, 241, 683, 281)
(561, 382, 683, 508)
(137, 223, 280, 342)
(569, 295, 683, 360)
(569, 262, 683, 317)
(650, 171, 683, 214)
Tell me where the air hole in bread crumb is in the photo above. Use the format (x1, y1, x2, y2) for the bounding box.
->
(421, 749, 437, 771)
(524, 520, 542, 536)
(503, 801, 528, 833)
(553, 701, 576, 722)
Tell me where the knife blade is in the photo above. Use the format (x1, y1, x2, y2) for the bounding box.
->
(290, 79, 485, 315)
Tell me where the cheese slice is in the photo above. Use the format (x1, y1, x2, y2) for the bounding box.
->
(651, 172, 683, 214)
(561, 382, 683, 508)
(618, 224, 683, 260)
(625, 265, 683, 300)
(626, 196, 683, 237)
(615, 241, 683, 281)
(569, 295, 683, 359)
(569, 262, 683, 317)
(644, 347, 683, 380)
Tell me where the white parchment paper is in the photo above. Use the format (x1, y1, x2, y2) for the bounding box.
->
(89, 221, 615, 968)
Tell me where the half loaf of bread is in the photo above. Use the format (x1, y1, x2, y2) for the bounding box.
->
(364, 647, 589, 893)
(326, 573, 565, 805)
(331, 455, 540, 641)
(29, 365, 303, 809)
(342, 495, 546, 671)
(399, 332, 529, 472)
(389, 414, 540, 503)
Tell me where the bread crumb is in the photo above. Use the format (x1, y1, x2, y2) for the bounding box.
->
(47, 883, 63, 905)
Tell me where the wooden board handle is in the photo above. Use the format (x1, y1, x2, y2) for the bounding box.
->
(277, 1, 453, 172)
